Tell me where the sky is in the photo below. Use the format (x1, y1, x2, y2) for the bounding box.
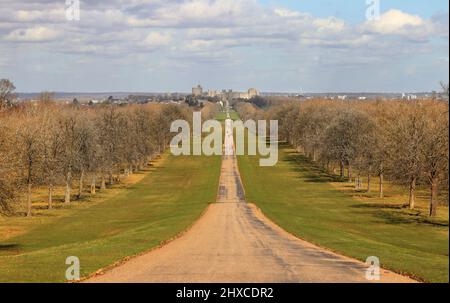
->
(0, 0, 448, 93)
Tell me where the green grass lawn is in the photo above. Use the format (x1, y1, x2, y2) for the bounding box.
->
(215, 111, 227, 121)
(215, 110, 239, 121)
(238, 144, 449, 283)
(0, 153, 221, 282)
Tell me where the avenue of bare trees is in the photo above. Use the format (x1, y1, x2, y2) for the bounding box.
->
(0, 87, 217, 216)
(236, 98, 449, 217)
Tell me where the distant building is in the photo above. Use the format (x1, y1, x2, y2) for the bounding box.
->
(220, 89, 233, 100)
(207, 90, 217, 97)
(248, 88, 259, 98)
(192, 84, 203, 96)
(190, 86, 260, 100)
(231, 91, 241, 99)
(239, 92, 249, 99)
(337, 95, 347, 100)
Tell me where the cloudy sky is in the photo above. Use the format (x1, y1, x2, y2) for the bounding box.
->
(0, 0, 448, 93)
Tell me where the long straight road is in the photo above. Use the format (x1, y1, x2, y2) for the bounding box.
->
(86, 109, 414, 283)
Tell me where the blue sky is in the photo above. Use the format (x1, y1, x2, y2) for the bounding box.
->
(0, 0, 448, 93)
(263, 0, 448, 22)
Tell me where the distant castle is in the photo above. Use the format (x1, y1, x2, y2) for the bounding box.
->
(192, 84, 259, 100)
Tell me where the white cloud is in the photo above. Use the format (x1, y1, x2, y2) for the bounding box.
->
(0, 2, 445, 51)
(365, 9, 428, 35)
(274, 9, 302, 18)
(313, 17, 346, 33)
(141, 31, 172, 48)
(13, 8, 66, 23)
(4, 26, 61, 42)
(0, 1, 447, 92)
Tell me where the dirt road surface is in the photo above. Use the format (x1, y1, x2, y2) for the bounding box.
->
(86, 116, 415, 283)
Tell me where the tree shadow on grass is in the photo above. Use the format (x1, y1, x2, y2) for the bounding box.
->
(33, 205, 64, 211)
(0, 243, 21, 255)
(283, 152, 343, 183)
(352, 203, 405, 210)
(352, 203, 449, 227)
(0, 244, 22, 257)
(13, 211, 59, 218)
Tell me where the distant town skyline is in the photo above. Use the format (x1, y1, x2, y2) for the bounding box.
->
(0, 0, 448, 93)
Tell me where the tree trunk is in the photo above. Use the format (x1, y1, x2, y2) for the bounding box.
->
(100, 175, 106, 190)
(312, 147, 316, 162)
(65, 170, 72, 204)
(355, 175, 361, 190)
(339, 160, 344, 178)
(408, 176, 417, 210)
(91, 176, 96, 195)
(379, 172, 384, 198)
(48, 183, 53, 210)
(26, 183, 32, 217)
(348, 163, 352, 182)
(109, 171, 114, 186)
(78, 169, 84, 199)
(429, 176, 439, 217)
(367, 174, 371, 193)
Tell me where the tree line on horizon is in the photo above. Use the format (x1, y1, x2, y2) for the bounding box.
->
(236, 97, 449, 217)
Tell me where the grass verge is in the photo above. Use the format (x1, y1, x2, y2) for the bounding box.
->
(215, 110, 239, 121)
(238, 144, 449, 283)
(0, 153, 221, 282)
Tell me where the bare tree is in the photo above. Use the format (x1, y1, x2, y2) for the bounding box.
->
(96, 106, 124, 186)
(367, 102, 391, 198)
(386, 102, 427, 210)
(323, 109, 371, 182)
(15, 106, 43, 216)
(131, 107, 156, 170)
(0, 116, 18, 213)
(0, 79, 16, 109)
(59, 109, 83, 204)
(440, 81, 449, 99)
(41, 105, 63, 209)
(76, 114, 94, 199)
(422, 102, 449, 216)
(81, 113, 101, 195)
